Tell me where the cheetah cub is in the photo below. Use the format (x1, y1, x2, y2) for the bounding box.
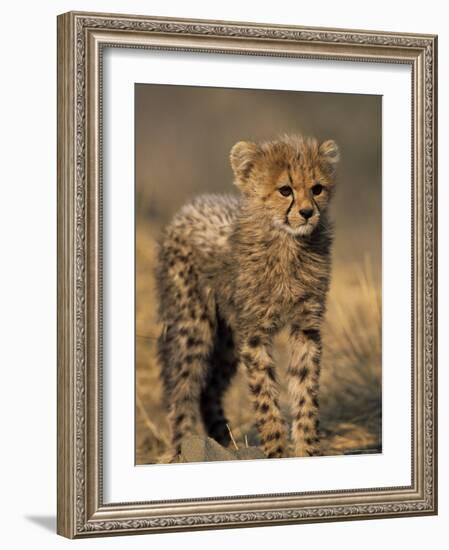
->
(156, 134, 339, 460)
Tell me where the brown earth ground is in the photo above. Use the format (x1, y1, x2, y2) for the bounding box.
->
(135, 220, 382, 464)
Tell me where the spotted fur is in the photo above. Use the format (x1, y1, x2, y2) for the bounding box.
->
(155, 134, 339, 459)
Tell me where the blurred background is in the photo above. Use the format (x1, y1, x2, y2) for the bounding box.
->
(135, 84, 382, 464)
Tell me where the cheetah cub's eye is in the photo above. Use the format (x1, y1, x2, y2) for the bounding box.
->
(278, 185, 293, 197)
(311, 183, 324, 196)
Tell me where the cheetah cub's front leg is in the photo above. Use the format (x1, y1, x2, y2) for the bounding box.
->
(287, 323, 323, 457)
(240, 335, 289, 458)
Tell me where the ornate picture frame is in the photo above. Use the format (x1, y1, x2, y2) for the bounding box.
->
(57, 11, 437, 538)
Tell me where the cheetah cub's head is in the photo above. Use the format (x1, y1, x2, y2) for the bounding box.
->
(230, 135, 339, 237)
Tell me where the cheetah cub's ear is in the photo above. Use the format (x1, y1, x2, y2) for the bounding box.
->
(230, 141, 260, 194)
(318, 140, 340, 175)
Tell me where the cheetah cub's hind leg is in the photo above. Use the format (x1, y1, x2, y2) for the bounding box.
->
(200, 317, 238, 447)
(156, 254, 216, 460)
(158, 309, 215, 460)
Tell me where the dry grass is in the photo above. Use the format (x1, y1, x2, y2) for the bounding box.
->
(135, 221, 382, 464)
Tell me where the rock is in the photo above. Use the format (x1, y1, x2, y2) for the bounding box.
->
(234, 447, 266, 460)
(179, 435, 267, 463)
(180, 435, 235, 463)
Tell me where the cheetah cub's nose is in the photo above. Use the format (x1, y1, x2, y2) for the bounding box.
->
(299, 207, 314, 220)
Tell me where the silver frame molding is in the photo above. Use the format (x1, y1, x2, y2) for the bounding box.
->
(57, 11, 438, 538)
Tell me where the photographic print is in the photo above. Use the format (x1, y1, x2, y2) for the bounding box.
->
(135, 84, 382, 465)
(57, 12, 436, 537)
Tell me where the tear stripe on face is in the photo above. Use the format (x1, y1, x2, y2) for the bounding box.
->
(284, 195, 295, 226)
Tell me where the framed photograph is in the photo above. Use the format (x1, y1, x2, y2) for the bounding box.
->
(57, 11, 438, 538)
